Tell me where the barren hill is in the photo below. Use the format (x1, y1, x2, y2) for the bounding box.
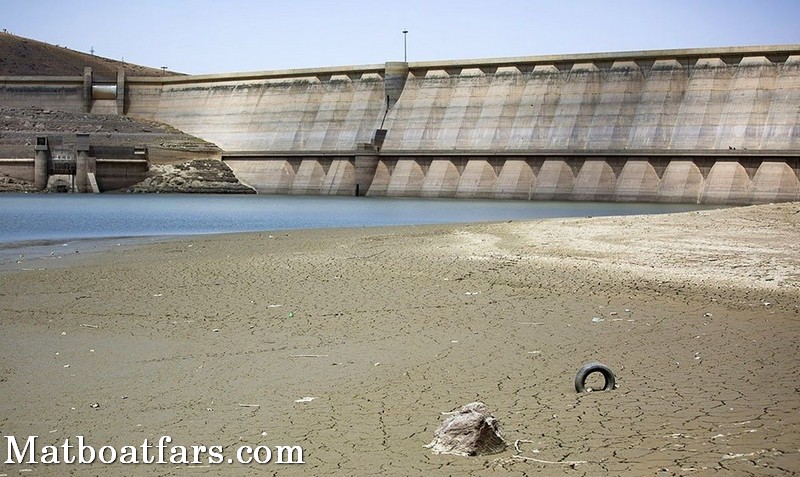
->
(0, 32, 181, 77)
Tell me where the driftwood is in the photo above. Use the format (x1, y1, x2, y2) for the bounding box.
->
(424, 402, 507, 456)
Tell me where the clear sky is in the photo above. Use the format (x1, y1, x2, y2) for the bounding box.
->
(2, 0, 798, 75)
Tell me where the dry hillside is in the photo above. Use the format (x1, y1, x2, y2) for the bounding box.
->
(0, 32, 181, 77)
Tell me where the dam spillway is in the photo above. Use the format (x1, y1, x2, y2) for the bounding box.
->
(2, 45, 799, 203)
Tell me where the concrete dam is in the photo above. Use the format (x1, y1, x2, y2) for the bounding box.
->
(2, 45, 800, 203)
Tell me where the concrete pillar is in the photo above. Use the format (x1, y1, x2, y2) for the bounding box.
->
(456, 158, 497, 199)
(421, 159, 460, 198)
(75, 151, 88, 193)
(531, 158, 574, 200)
(354, 154, 378, 196)
(224, 159, 294, 194)
(75, 133, 90, 193)
(291, 158, 326, 195)
(320, 159, 356, 195)
(493, 159, 534, 200)
(752, 161, 800, 203)
(615, 159, 660, 202)
(365, 159, 391, 196)
(116, 67, 125, 115)
(656, 159, 704, 203)
(34, 136, 49, 191)
(573, 159, 616, 201)
(701, 161, 753, 204)
(83, 67, 92, 113)
(384, 62, 409, 110)
(386, 158, 424, 197)
(86, 155, 98, 193)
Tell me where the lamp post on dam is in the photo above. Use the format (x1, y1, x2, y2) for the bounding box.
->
(402, 29, 408, 62)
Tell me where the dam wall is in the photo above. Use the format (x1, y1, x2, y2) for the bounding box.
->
(380, 55, 800, 152)
(124, 65, 387, 152)
(2, 46, 799, 202)
(0, 68, 123, 114)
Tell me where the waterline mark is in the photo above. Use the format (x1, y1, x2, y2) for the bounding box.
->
(4, 435, 304, 465)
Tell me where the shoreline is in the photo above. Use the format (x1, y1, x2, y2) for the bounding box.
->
(0, 202, 798, 475)
(4, 201, 794, 295)
(0, 235, 192, 272)
(0, 193, 724, 271)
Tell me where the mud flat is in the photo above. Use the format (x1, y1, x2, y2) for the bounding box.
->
(0, 203, 798, 475)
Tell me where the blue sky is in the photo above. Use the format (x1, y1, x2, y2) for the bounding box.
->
(2, 0, 798, 75)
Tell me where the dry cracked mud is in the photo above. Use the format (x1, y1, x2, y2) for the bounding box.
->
(0, 202, 797, 475)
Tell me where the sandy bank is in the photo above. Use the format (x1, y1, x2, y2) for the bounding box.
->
(0, 203, 798, 476)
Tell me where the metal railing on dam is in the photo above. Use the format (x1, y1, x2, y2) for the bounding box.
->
(2, 45, 799, 203)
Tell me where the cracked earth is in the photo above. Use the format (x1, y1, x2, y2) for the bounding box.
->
(0, 202, 798, 476)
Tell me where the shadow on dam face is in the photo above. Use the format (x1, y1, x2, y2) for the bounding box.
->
(222, 155, 799, 204)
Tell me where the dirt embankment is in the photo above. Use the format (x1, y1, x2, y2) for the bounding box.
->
(0, 174, 36, 192)
(0, 107, 217, 151)
(126, 160, 255, 194)
(0, 31, 181, 77)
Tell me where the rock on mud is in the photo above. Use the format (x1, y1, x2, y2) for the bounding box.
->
(425, 402, 507, 456)
(126, 159, 255, 194)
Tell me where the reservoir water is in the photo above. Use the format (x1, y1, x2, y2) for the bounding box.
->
(0, 194, 716, 244)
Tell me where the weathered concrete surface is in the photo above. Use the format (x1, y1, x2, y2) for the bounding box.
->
(493, 158, 534, 199)
(3, 46, 799, 202)
(126, 70, 387, 153)
(381, 53, 800, 153)
(420, 159, 459, 198)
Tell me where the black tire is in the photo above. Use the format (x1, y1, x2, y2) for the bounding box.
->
(574, 362, 616, 393)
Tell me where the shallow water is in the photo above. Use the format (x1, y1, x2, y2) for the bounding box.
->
(0, 193, 719, 244)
